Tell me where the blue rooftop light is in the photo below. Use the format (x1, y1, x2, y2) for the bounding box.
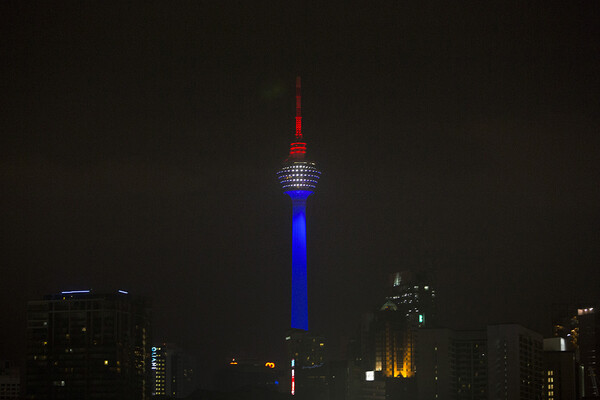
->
(61, 290, 91, 294)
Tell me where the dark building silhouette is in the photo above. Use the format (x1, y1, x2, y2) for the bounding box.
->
(578, 308, 600, 398)
(417, 325, 543, 400)
(285, 329, 328, 399)
(553, 304, 600, 398)
(417, 329, 487, 400)
(487, 324, 543, 400)
(543, 337, 577, 400)
(0, 360, 20, 399)
(25, 290, 151, 400)
(213, 358, 281, 394)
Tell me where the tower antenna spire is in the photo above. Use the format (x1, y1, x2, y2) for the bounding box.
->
(295, 76, 302, 140)
(288, 76, 306, 159)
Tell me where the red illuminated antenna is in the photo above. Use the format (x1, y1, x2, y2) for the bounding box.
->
(288, 76, 307, 158)
(295, 76, 302, 140)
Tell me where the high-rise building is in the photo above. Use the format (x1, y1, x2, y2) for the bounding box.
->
(417, 325, 543, 400)
(417, 329, 487, 400)
(487, 324, 544, 400)
(552, 303, 600, 398)
(277, 76, 321, 332)
(151, 343, 196, 398)
(0, 360, 20, 399)
(151, 346, 166, 396)
(543, 337, 577, 400)
(364, 271, 436, 379)
(285, 329, 328, 399)
(387, 271, 437, 325)
(26, 290, 151, 400)
(578, 307, 600, 398)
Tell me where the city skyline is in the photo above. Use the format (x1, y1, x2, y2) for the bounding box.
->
(1, 1, 599, 388)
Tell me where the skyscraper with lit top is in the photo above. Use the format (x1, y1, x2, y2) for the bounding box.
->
(277, 76, 321, 332)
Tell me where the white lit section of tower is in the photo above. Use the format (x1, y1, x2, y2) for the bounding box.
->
(277, 76, 321, 331)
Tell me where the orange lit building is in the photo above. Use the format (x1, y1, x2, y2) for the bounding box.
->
(368, 272, 435, 379)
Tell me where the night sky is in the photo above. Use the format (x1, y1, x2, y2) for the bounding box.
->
(1, 1, 599, 386)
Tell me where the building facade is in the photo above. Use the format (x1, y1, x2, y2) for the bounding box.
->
(543, 337, 577, 400)
(286, 329, 328, 399)
(364, 271, 436, 380)
(151, 343, 195, 398)
(553, 304, 600, 398)
(417, 325, 543, 400)
(417, 329, 487, 400)
(26, 290, 151, 400)
(487, 324, 544, 400)
(0, 360, 20, 400)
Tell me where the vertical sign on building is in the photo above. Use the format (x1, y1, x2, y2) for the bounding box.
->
(291, 358, 295, 395)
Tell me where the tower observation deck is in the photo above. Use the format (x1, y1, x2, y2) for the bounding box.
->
(277, 77, 321, 331)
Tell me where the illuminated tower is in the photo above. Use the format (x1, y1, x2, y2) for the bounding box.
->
(277, 77, 321, 331)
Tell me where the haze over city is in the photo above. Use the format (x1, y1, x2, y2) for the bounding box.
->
(1, 1, 599, 390)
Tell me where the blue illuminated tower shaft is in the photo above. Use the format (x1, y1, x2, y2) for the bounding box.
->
(288, 190, 312, 331)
